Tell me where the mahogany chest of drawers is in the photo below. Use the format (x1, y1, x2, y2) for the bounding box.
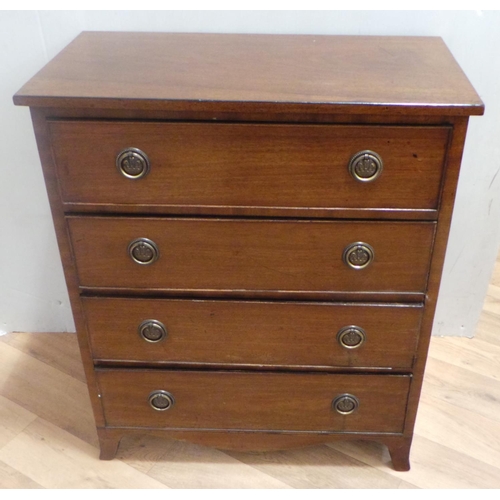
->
(14, 32, 483, 471)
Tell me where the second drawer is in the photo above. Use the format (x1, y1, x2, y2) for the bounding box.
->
(83, 297, 423, 369)
(68, 217, 435, 294)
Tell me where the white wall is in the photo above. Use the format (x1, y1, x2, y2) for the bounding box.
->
(1, 10, 498, 336)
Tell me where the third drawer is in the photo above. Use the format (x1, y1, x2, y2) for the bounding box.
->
(83, 297, 423, 369)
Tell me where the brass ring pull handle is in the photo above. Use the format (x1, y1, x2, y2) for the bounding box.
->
(337, 325, 366, 349)
(348, 150, 383, 182)
(139, 319, 167, 343)
(116, 147, 150, 179)
(332, 394, 359, 415)
(128, 238, 159, 265)
(148, 390, 175, 411)
(343, 242, 374, 270)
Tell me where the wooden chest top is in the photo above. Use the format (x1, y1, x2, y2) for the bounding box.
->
(14, 32, 483, 116)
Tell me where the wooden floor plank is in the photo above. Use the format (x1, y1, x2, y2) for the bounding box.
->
(0, 418, 168, 489)
(0, 395, 37, 450)
(0, 332, 86, 383)
(422, 356, 500, 424)
(0, 460, 43, 489)
(489, 258, 500, 287)
(417, 392, 500, 471)
(482, 284, 500, 316)
(0, 341, 98, 447)
(474, 310, 500, 347)
(122, 436, 292, 489)
(428, 336, 500, 381)
(226, 444, 417, 489)
(115, 434, 173, 475)
(328, 435, 500, 488)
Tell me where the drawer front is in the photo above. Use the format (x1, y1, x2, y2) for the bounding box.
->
(97, 369, 411, 433)
(84, 297, 422, 369)
(50, 121, 449, 211)
(68, 217, 435, 293)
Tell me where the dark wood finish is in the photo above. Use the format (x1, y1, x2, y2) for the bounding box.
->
(97, 426, 410, 462)
(386, 436, 412, 472)
(27, 109, 106, 429)
(39, 107, 464, 124)
(50, 120, 450, 212)
(80, 288, 426, 304)
(83, 297, 423, 369)
(96, 369, 410, 433)
(68, 217, 435, 293)
(63, 203, 439, 220)
(15, 33, 483, 470)
(14, 33, 483, 115)
(403, 117, 471, 435)
(97, 427, 121, 460)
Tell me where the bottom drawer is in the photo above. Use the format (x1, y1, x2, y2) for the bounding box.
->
(97, 370, 410, 433)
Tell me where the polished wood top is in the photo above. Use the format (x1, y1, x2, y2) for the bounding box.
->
(14, 32, 483, 115)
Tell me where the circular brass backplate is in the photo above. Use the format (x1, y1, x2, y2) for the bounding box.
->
(128, 238, 160, 265)
(148, 390, 175, 411)
(139, 319, 168, 343)
(337, 325, 366, 349)
(342, 242, 374, 270)
(116, 147, 150, 179)
(348, 150, 383, 182)
(332, 394, 360, 415)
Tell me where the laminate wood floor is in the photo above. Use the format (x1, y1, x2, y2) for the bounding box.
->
(1, 261, 500, 488)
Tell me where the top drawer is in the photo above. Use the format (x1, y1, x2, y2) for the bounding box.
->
(49, 121, 450, 214)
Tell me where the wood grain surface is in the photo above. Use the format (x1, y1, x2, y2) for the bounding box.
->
(50, 120, 450, 212)
(11, 33, 485, 472)
(96, 369, 410, 433)
(83, 297, 423, 369)
(68, 217, 435, 293)
(14, 33, 484, 115)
